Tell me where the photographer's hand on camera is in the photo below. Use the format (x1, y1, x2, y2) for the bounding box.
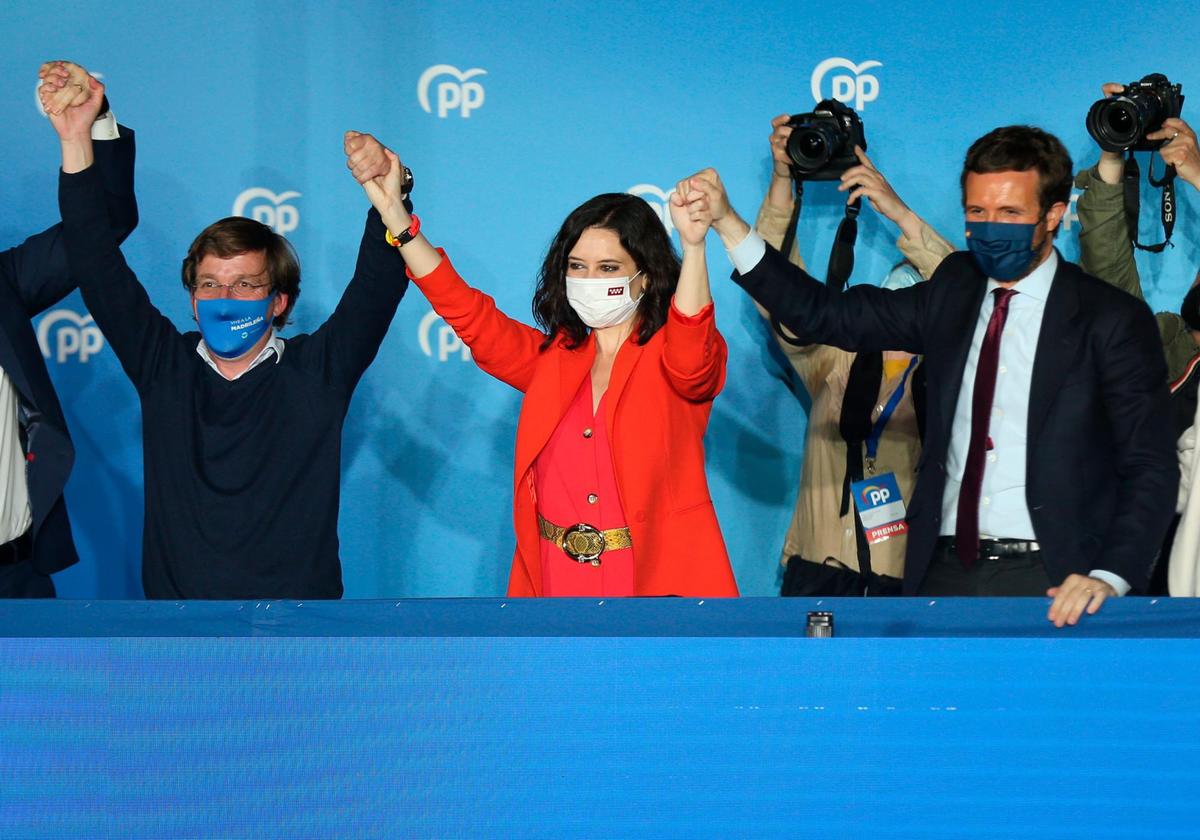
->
(1148, 118, 1200, 189)
(766, 114, 796, 212)
(1093, 83, 1129, 185)
(837, 146, 924, 242)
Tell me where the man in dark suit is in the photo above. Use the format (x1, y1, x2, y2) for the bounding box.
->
(0, 62, 137, 596)
(681, 125, 1176, 626)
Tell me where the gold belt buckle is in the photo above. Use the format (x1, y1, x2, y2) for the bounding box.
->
(561, 523, 604, 566)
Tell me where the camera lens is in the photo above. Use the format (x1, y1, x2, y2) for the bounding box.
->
(1105, 105, 1135, 136)
(787, 123, 839, 172)
(1087, 97, 1143, 152)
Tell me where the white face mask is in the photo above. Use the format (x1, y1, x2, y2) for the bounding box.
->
(565, 271, 643, 329)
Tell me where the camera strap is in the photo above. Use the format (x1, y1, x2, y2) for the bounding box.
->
(1123, 151, 1177, 253)
(772, 189, 862, 346)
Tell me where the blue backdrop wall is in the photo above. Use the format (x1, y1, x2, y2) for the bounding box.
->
(1, 0, 1197, 598)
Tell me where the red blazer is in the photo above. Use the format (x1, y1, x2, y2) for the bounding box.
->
(411, 253, 739, 597)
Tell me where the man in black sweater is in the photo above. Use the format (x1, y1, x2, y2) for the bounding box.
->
(46, 73, 409, 598)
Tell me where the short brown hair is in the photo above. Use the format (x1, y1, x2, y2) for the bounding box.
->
(181, 216, 301, 328)
(960, 125, 1074, 217)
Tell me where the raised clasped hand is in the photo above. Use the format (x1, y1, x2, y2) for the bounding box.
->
(344, 130, 391, 185)
(345, 132, 409, 230)
(669, 176, 712, 247)
(37, 61, 105, 139)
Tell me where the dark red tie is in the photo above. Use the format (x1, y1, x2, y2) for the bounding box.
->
(956, 288, 1017, 567)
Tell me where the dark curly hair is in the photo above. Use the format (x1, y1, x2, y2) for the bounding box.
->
(533, 193, 681, 350)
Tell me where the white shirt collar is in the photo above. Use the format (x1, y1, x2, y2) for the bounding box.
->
(986, 248, 1058, 303)
(196, 330, 285, 380)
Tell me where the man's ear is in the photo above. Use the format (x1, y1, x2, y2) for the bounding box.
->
(1044, 200, 1069, 233)
(272, 293, 289, 322)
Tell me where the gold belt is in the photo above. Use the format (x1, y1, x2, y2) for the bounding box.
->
(538, 515, 632, 566)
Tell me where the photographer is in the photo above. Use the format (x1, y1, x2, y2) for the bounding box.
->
(1075, 83, 1200, 396)
(1076, 83, 1200, 596)
(751, 114, 953, 596)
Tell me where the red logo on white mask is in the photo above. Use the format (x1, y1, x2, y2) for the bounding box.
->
(607, 287, 624, 296)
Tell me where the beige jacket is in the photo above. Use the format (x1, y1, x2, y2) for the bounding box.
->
(754, 198, 954, 578)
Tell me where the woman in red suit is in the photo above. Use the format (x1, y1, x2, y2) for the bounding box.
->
(356, 139, 737, 597)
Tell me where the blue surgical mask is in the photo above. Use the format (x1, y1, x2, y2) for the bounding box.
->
(196, 297, 274, 359)
(965, 221, 1041, 281)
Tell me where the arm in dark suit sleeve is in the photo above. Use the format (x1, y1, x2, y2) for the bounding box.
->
(1095, 300, 1179, 589)
(59, 162, 182, 393)
(731, 240, 929, 354)
(302, 207, 409, 392)
(2, 128, 138, 317)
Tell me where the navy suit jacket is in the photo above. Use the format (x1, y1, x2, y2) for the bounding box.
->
(734, 243, 1177, 593)
(0, 128, 137, 574)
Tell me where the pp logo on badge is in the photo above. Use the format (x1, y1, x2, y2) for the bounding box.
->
(233, 188, 301, 235)
(859, 484, 892, 507)
(37, 310, 104, 363)
(418, 64, 487, 119)
(418, 310, 471, 362)
(810, 57, 882, 112)
(626, 184, 676, 237)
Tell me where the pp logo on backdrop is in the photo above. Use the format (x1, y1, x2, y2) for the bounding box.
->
(418, 64, 487, 119)
(626, 184, 676, 237)
(418, 311, 471, 362)
(1059, 192, 1081, 233)
(810, 58, 882, 111)
(233, 188, 301, 235)
(37, 310, 104, 363)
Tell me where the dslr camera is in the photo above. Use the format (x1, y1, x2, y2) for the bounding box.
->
(785, 98, 867, 181)
(1086, 73, 1184, 153)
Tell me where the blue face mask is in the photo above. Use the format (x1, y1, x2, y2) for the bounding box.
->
(965, 221, 1042, 281)
(196, 296, 274, 360)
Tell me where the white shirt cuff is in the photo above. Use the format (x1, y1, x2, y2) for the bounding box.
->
(726, 229, 766, 275)
(91, 111, 119, 141)
(1089, 569, 1130, 597)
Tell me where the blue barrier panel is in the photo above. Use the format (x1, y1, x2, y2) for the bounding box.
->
(1, 598, 1198, 837)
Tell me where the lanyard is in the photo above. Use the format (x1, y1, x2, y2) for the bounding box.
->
(864, 356, 918, 472)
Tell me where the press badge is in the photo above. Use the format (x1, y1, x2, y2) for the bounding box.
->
(849, 472, 908, 545)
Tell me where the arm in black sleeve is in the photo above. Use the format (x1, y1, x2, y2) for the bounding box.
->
(1094, 300, 1179, 590)
(303, 206, 409, 392)
(732, 240, 929, 354)
(58, 163, 182, 393)
(3, 128, 138, 317)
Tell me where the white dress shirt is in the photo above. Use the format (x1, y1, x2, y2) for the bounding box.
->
(938, 251, 1057, 541)
(0, 370, 32, 544)
(196, 330, 285, 379)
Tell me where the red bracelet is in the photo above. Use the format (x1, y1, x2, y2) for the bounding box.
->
(385, 213, 421, 248)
